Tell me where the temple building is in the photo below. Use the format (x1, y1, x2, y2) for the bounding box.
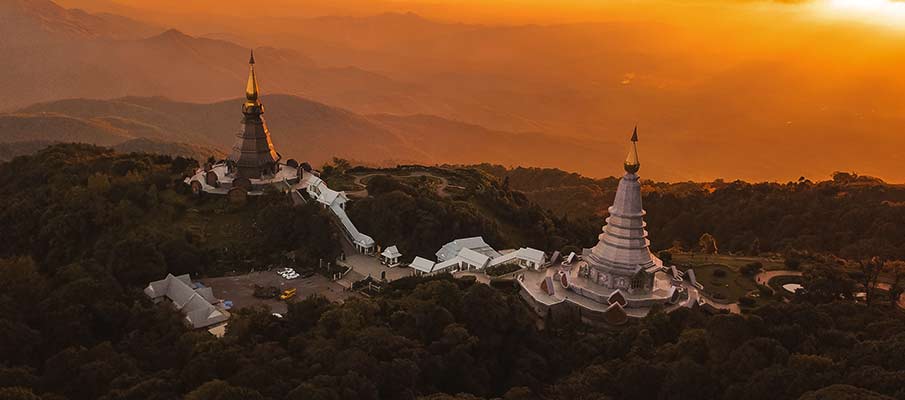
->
(186, 52, 302, 197)
(230, 50, 281, 179)
(518, 129, 697, 324)
(580, 127, 660, 295)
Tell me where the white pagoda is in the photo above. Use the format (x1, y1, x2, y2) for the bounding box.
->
(518, 129, 694, 324)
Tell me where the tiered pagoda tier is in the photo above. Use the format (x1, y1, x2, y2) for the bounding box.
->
(583, 128, 661, 294)
(228, 51, 280, 179)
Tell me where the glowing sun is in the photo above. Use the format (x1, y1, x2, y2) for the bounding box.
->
(823, 0, 905, 26)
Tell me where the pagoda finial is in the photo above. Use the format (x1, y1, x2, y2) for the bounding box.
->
(245, 51, 260, 103)
(624, 126, 640, 174)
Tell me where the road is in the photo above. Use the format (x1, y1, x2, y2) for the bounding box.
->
(755, 270, 803, 286)
(336, 237, 412, 287)
(348, 172, 456, 198)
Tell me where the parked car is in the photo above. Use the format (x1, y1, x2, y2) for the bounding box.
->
(279, 288, 297, 300)
(278, 268, 298, 279)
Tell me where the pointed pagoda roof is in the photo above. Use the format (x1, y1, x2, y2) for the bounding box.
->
(624, 126, 640, 174)
(245, 50, 260, 105)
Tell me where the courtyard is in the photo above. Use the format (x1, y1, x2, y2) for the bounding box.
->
(201, 270, 355, 314)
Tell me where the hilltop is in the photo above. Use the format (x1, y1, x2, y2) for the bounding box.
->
(469, 164, 905, 260)
(1, 144, 905, 400)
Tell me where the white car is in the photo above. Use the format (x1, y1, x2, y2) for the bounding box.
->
(284, 273, 300, 280)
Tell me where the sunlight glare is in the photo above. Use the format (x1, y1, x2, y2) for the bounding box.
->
(823, 0, 905, 27)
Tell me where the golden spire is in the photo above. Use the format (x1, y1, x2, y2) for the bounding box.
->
(245, 50, 260, 104)
(624, 126, 640, 174)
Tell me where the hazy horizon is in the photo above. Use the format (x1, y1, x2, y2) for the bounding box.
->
(6, 0, 905, 182)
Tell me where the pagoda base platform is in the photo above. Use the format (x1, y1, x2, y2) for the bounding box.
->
(185, 163, 301, 196)
(517, 263, 697, 324)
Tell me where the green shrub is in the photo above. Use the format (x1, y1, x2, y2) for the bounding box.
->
(785, 258, 802, 270)
(741, 262, 763, 276)
(485, 263, 522, 277)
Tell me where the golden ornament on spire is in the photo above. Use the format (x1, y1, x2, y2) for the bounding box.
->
(624, 126, 640, 173)
(245, 50, 260, 104)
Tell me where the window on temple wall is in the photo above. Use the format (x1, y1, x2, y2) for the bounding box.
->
(631, 272, 646, 289)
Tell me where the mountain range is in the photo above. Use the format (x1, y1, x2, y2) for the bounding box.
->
(4, 95, 614, 172)
(6, 0, 905, 181)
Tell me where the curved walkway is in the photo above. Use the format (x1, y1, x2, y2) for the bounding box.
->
(755, 269, 803, 286)
(348, 172, 453, 198)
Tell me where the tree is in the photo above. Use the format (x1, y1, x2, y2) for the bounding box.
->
(699, 233, 718, 255)
(801, 264, 855, 303)
(784, 257, 801, 271)
(332, 157, 352, 175)
(658, 250, 673, 266)
(748, 238, 761, 256)
(108, 233, 167, 286)
(740, 262, 763, 276)
(185, 380, 265, 400)
(887, 261, 905, 303)
(842, 239, 894, 305)
(799, 384, 894, 400)
(0, 387, 42, 400)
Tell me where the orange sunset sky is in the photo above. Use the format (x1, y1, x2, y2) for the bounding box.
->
(36, 0, 905, 181)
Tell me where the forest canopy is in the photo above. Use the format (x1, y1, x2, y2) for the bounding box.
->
(1, 146, 905, 400)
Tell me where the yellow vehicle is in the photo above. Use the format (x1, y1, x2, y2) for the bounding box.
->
(279, 288, 297, 300)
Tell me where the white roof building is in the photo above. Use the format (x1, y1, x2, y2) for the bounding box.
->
(457, 247, 491, 269)
(515, 247, 546, 266)
(145, 274, 229, 329)
(436, 236, 501, 262)
(488, 247, 547, 270)
(381, 245, 402, 260)
(381, 245, 403, 267)
(410, 256, 436, 275)
(433, 258, 461, 274)
(305, 175, 349, 208)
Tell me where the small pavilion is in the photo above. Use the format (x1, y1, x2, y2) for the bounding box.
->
(380, 245, 403, 267)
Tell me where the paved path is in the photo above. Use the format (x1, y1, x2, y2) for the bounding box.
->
(202, 271, 352, 314)
(339, 238, 411, 282)
(755, 269, 803, 286)
(348, 172, 454, 198)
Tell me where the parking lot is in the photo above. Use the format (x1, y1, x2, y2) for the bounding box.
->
(201, 270, 356, 314)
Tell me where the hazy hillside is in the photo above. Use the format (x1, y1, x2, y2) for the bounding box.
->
(12, 95, 615, 173)
(111, 138, 224, 161)
(0, 0, 160, 47)
(0, 138, 223, 162)
(0, 113, 129, 145)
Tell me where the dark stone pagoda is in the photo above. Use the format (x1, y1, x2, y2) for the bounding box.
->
(228, 51, 280, 179)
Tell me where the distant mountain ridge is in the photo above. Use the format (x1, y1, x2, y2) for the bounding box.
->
(5, 95, 613, 173)
(0, 0, 160, 46)
(0, 138, 223, 162)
